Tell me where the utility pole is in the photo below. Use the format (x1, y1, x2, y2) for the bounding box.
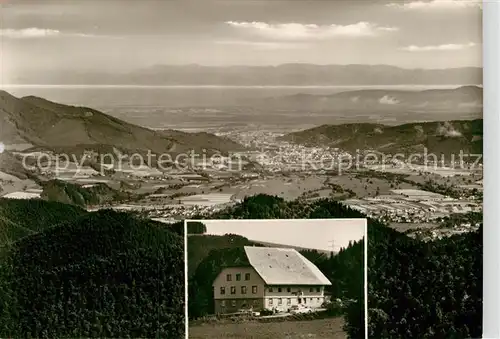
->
(328, 240, 335, 253)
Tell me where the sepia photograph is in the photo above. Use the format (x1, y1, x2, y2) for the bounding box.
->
(0, 0, 483, 338)
(185, 219, 367, 339)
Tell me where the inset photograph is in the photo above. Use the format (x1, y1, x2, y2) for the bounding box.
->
(185, 219, 367, 339)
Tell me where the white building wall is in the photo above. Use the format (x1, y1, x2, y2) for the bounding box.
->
(213, 267, 266, 300)
(264, 285, 326, 311)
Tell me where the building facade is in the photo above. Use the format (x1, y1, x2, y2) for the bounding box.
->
(212, 246, 332, 314)
(212, 266, 266, 314)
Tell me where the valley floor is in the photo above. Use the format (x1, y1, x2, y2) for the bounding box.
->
(188, 317, 347, 339)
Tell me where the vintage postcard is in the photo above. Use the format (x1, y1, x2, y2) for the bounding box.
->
(0, 1, 482, 338)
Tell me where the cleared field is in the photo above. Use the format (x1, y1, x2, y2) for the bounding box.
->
(113, 164, 163, 177)
(391, 189, 445, 200)
(4, 143, 33, 151)
(327, 174, 416, 198)
(2, 191, 41, 199)
(0, 171, 21, 181)
(408, 165, 472, 177)
(188, 317, 347, 339)
(367, 164, 474, 177)
(0, 176, 40, 197)
(181, 193, 235, 206)
(389, 222, 439, 233)
(231, 176, 326, 201)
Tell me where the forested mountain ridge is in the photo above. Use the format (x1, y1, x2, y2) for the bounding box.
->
(0, 90, 243, 157)
(0, 202, 185, 338)
(280, 118, 483, 155)
(40, 180, 136, 208)
(0, 198, 86, 247)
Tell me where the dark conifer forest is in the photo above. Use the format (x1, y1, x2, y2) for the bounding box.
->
(0, 199, 185, 338)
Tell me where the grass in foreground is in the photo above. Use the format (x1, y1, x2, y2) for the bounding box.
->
(188, 317, 347, 339)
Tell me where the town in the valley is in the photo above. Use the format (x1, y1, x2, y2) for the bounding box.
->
(1, 127, 482, 242)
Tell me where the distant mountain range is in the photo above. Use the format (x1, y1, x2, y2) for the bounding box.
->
(258, 85, 482, 112)
(0, 90, 244, 157)
(10, 64, 482, 86)
(280, 118, 483, 155)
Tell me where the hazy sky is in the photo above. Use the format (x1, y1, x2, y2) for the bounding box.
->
(0, 0, 482, 83)
(198, 219, 366, 252)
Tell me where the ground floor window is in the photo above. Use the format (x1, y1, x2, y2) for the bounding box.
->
(278, 298, 282, 305)
(231, 300, 236, 307)
(269, 299, 273, 306)
(221, 300, 226, 307)
(287, 298, 291, 305)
